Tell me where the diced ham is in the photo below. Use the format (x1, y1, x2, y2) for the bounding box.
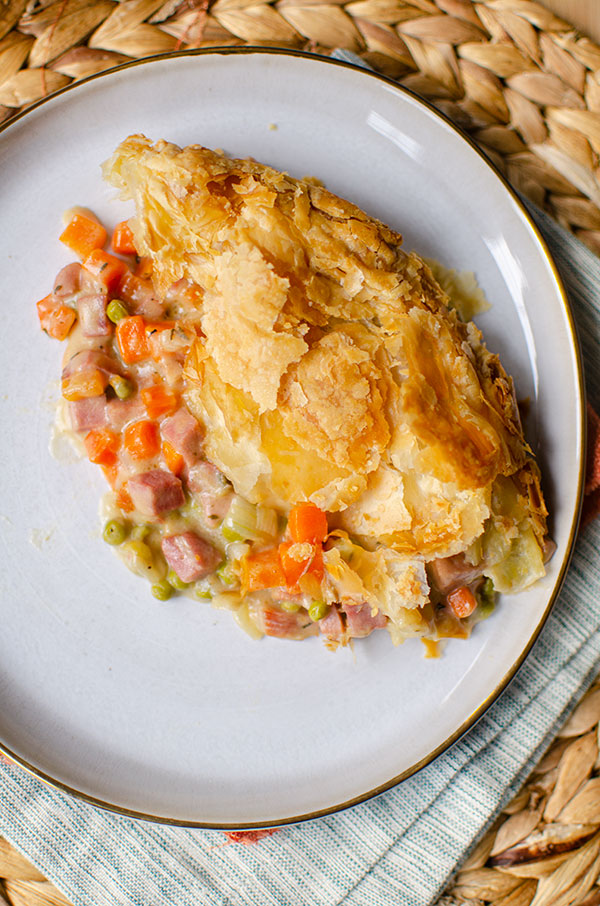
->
(77, 293, 111, 337)
(342, 602, 387, 638)
(117, 272, 164, 320)
(165, 278, 203, 309)
(248, 601, 318, 640)
(187, 460, 232, 520)
(53, 263, 81, 299)
(319, 604, 345, 640)
(161, 408, 204, 467)
(428, 553, 483, 595)
(68, 397, 107, 432)
(80, 266, 106, 294)
(105, 397, 145, 432)
(161, 532, 220, 583)
(127, 469, 185, 518)
(542, 537, 556, 564)
(62, 348, 122, 379)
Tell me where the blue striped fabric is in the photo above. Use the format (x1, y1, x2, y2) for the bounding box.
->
(1, 75, 600, 906)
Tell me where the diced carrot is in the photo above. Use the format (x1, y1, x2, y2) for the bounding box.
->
(446, 586, 478, 619)
(243, 548, 286, 593)
(288, 503, 328, 544)
(116, 316, 150, 364)
(82, 249, 129, 293)
(84, 429, 120, 466)
(134, 256, 153, 279)
(279, 541, 324, 591)
(145, 320, 175, 334)
(115, 486, 134, 513)
(36, 294, 77, 340)
(62, 369, 107, 401)
(111, 221, 137, 256)
(162, 440, 184, 476)
(141, 385, 178, 420)
(101, 463, 119, 489)
(123, 419, 160, 461)
(60, 213, 107, 259)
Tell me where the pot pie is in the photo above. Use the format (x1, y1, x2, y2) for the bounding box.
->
(36, 134, 552, 650)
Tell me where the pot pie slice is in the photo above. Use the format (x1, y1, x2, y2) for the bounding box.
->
(47, 133, 551, 648)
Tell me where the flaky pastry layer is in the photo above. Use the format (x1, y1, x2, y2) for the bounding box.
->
(103, 135, 547, 570)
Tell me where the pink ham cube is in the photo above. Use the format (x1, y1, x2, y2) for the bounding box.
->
(127, 470, 185, 518)
(161, 532, 220, 583)
(68, 397, 107, 432)
(342, 602, 387, 638)
(160, 408, 204, 467)
(77, 293, 111, 337)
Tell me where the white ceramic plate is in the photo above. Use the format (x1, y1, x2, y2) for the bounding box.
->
(0, 49, 583, 827)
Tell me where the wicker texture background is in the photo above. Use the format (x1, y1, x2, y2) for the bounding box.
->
(2, 1, 600, 904)
(4, 0, 600, 254)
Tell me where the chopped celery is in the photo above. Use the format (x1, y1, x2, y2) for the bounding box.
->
(477, 577, 496, 619)
(221, 495, 277, 544)
(222, 524, 246, 543)
(329, 535, 354, 563)
(130, 523, 151, 541)
(217, 560, 236, 586)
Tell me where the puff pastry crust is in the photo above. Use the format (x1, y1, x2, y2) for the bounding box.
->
(104, 135, 548, 606)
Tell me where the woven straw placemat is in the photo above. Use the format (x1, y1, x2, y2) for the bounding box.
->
(2, 1, 600, 905)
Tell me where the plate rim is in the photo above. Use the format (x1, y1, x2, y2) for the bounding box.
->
(0, 45, 586, 829)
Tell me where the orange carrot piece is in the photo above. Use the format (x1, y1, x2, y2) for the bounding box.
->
(101, 463, 119, 490)
(116, 316, 150, 364)
(61, 369, 107, 401)
(36, 294, 76, 340)
(134, 256, 153, 279)
(145, 321, 176, 334)
(447, 586, 478, 619)
(84, 429, 120, 466)
(243, 548, 286, 593)
(60, 213, 107, 259)
(83, 249, 129, 293)
(279, 541, 324, 590)
(288, 503, 328, 544)
(162, 441, 184, 476)
(141, 385, 178, 419)
(111, 221, 137, 255)
(123, 419, 160, 461)
(115, 486, 134, 513)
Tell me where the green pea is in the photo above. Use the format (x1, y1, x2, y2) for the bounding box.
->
(308, 600, 329, 622)
(108, 374, 134, 400)
(281, 600, 301, 613)
(151, 580, 174, 601)
(166, 569, 190, 590)
(130, 523, 151, 541)
(103, 519, 128, 546)
(106, 299, 129, 323)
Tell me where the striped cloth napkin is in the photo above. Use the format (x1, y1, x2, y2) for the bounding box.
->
(2, 115, 600, 906)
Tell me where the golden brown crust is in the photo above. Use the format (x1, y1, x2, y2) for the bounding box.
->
(104, 135, 547, 564)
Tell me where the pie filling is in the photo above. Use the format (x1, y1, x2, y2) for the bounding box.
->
(35, 137, 553, 651)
